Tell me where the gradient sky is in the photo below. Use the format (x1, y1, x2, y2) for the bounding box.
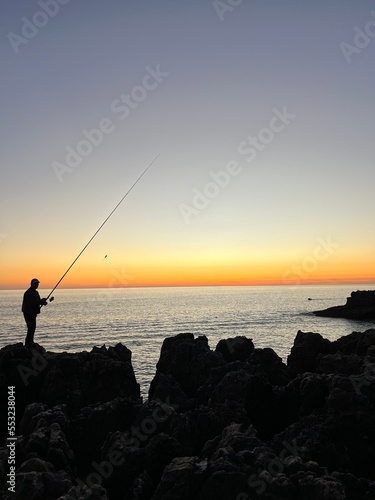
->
(1, 0, 374, 289)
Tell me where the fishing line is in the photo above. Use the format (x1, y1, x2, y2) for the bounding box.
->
(45, 153, 160, 301)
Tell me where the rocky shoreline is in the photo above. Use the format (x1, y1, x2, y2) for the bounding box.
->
(313, 290, 375, 319)
(1, 328, 375, 499)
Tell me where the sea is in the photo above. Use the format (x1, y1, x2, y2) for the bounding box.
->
(1, 285, 375, 396)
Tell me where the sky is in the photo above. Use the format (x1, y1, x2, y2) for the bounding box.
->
(1, 0, 374, 290)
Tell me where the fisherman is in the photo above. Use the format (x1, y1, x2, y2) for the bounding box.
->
(22, 278, 48, 346)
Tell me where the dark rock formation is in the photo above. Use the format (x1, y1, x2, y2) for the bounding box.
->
(1, 329, 375, 499)
(313, 290, 375, 319)
(0, 342, 140, 499)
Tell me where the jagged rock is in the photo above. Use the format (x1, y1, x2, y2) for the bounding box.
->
(287, 331, 332, 376)
(184, 406, 223, 455)
(100, 432, 145, 499)
(39, 345, 140, 415)
(297, 475, 346, 500)
(208, 369, 253, 408)
(57, 483, 109, 499)
(195, 468, 248, 500)
(201, 423, 262, 459)
(133, 401, 192, 455)
(248, 348, 291, 386)
(332, 329, 375, 356)
(0, 342, 140, 449)
(251, 470, 298, 500)
(313, 290, 375, 319)
(331, 471, 375, 500)
(1, 328, 375, 499)
(149, 334, 224, 400)
(18, 457, 55, 474)
(144, 433, 186, 481)
(215, 336, 254, 362)
(147, 373, 192, 411)
(152, 456, 208, 500)
(0, 343, 52, 444)
(20, 404, 70, 440)
(3, 469, 72, 500)
(70, 397, 141, 474)
(287, 373, 331, 416)
(316, 352, 363, 375)
(196, 360, 251, 405)
(131, 470, 154, 500)
(24, 421, 76, 478)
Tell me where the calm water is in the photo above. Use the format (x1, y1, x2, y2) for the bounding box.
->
(1, 285, 375, 395)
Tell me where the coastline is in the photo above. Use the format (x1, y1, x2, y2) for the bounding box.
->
(1, 328, 375, 499)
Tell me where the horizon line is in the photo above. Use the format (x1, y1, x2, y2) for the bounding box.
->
(1, 280, 375, 291)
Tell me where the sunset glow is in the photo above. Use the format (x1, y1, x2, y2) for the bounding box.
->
(1, 1, 374, 292)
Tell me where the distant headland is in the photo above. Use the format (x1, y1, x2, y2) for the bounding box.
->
(313, 290, 375, 319)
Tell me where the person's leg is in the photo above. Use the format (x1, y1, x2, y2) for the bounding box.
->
(24, 314, 36, 345)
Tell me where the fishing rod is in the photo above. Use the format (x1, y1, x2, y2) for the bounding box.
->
(45, 153, 160, 301)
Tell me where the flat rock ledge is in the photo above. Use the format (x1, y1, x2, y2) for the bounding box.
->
(1, 329, 375, 499)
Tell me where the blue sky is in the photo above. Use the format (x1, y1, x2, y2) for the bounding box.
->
(1, 0, 374, 288)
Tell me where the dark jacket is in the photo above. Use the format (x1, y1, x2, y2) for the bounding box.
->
(22, 288, 43, 315)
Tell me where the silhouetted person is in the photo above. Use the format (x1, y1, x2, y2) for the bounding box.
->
(22, 278, 48, 346)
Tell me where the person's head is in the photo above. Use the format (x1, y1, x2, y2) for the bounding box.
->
(30, 278, 40, 289)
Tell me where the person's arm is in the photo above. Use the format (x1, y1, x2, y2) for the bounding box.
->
(36, 291, 48, 306)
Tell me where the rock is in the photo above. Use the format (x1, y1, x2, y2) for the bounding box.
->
(313, 290, 375, 319)
(293, 373, 331, 416)
(70, 396, 141, 474)
(18, 457, 56, 473)
(144, 433, 186, 481)
(316, 352, 363, 375)
(331, 472, 375, 500)
(148, 373, 192, 412)
(20, 404, 70, 440)
(297, 475, 347, 500)
(287, 331, 332, 376)
(149, 334, 224, 400)
(58, 483, 109, 499)
(0, 342, 140, 448)
(331, 329, 375, 356)
(2, 328, 375, 499)
(215, 336, 254, 362)
(196, 360, 251, 406)
(39, 345, 140, 415)
(23, 419, 76, 478)
(248, 348, 291, 386)
(2, 469, 72, 500)
(201, 423, 262, 458)
(152, 456, 208, 500)
(100, 431, 146, 499)
(184, 406, 223, 455)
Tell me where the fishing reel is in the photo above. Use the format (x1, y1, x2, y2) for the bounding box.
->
(42, 296, 54, 306)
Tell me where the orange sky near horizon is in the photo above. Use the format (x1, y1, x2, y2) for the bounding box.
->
(2, 251, 374, 290)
